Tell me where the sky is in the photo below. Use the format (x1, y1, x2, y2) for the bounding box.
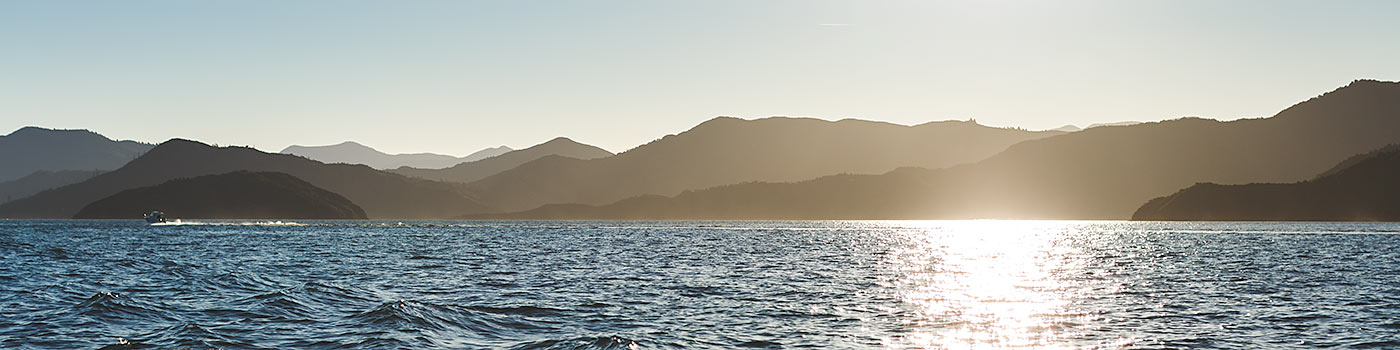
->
(3, 1, 1399, 155)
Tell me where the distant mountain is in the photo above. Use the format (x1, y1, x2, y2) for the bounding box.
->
(0, 170, 104, 204)
(1133, 145, 1400, 221)
(1311, 143, 1400, 179)
(1049, 125, 1082, 132)
(464, 170, 927, 220)
(0, 127, 152, 182)
(474, 80, 1400, 219)
(0, 139, 491, 219)
(462, 146, 514, 162)
(1085, 121, 1141, 129)
(75, 171, 367, 220)
(281, 141, 512, 170)
(460, 117, 1064, 213)
(390, 137, 614, 183)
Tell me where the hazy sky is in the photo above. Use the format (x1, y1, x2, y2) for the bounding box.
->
(3, 1, 1398, 154)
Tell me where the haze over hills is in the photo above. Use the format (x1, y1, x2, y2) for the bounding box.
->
(455, 117, 1064, 213)
(477, 80, 1400, 219)
(0, 170, 104, 205)
(1046, 122, 1141, 133)
(1086, 121, 1142, 129)
(75, 171, 368, 220)
(5, 80, 1396, 221)
(0, 127, 152, 182)
(0, 139, 491, 219)
(1133, 144, 1400, 221)
(1311, 143, 1400, 179)
(390, 137, 614, 183)
(281, 141, 512, 170)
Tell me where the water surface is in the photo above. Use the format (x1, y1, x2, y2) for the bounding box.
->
(2, 220, 1398, 349)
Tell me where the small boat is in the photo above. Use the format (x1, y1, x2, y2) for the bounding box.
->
(144, 211, 167, 224)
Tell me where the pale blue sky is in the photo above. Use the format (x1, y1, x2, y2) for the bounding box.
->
(3, 1, 1398, 154)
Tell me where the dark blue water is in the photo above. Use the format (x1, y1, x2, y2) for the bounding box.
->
(2, 220, 1399, 349)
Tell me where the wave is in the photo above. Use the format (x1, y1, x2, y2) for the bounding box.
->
(506, 336, 643, 350)
(133, 322, 236, 349)
(466, 305, 570, 317)
(350, 299, 566, 335)
(200, 272, 286, 294)
(352, 300, 463, 330)
(239, 282, 379, 320)
(74, 292, 177, 323)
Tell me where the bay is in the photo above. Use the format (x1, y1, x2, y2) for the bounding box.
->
(2, 220, 1398, 349)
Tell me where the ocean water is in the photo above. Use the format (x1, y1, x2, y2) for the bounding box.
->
(2, 220, 1398, 349)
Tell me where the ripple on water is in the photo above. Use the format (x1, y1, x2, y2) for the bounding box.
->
(507, 335, 644, 350)
(74, 292, 179, 323)
(2, 220, 1399, 348)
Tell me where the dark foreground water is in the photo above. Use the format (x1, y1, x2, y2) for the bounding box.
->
(2, 220, 1399, 349)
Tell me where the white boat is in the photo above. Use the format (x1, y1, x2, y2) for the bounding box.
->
(144, 211, 166, 223)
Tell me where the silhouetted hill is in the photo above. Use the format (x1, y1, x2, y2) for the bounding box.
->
(461, 117, 1063, 212)
(1312, 144, 1400, 179)
(0, 139, 491, 219)
(1133, 145, 1400, 221)
(476, 80, 1400, 219)
(1086, 121, 1141, 129)
(466, 169, 934, 220)
(0, 127, 152, 182)
(390, 137, 613, 183)
(462, 146, 514, 162)
(74, 171, 367, 220)
(281, 141, 512, 170)
(0, 170, 104, 204)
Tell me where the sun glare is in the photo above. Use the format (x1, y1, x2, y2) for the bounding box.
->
(879, 221, 1101, 349)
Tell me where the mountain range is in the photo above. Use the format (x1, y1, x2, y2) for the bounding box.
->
(74, 171, 367, 220)
(0, 170, 105, 205)
(281, 141, 512, 170)
(4, 80, 1398, 221)
(1133, 144, 1400, 221)
(390, 137, 614, 183)
(0, 139, 490, 219)
(458, 117, 1065, 213)
(475, 80, 1400, 219)
(0, 127, 151, 182)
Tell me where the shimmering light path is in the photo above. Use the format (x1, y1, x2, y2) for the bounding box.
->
(879, 221, 1092, 348)
(2, 220, 1398, 349)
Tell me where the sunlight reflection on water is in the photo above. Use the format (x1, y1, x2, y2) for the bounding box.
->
(879, 221, 1124, 349)
(5, 220, 1400, 348)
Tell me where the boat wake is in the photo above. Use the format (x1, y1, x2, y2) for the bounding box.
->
(150, 220, 306, 227)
